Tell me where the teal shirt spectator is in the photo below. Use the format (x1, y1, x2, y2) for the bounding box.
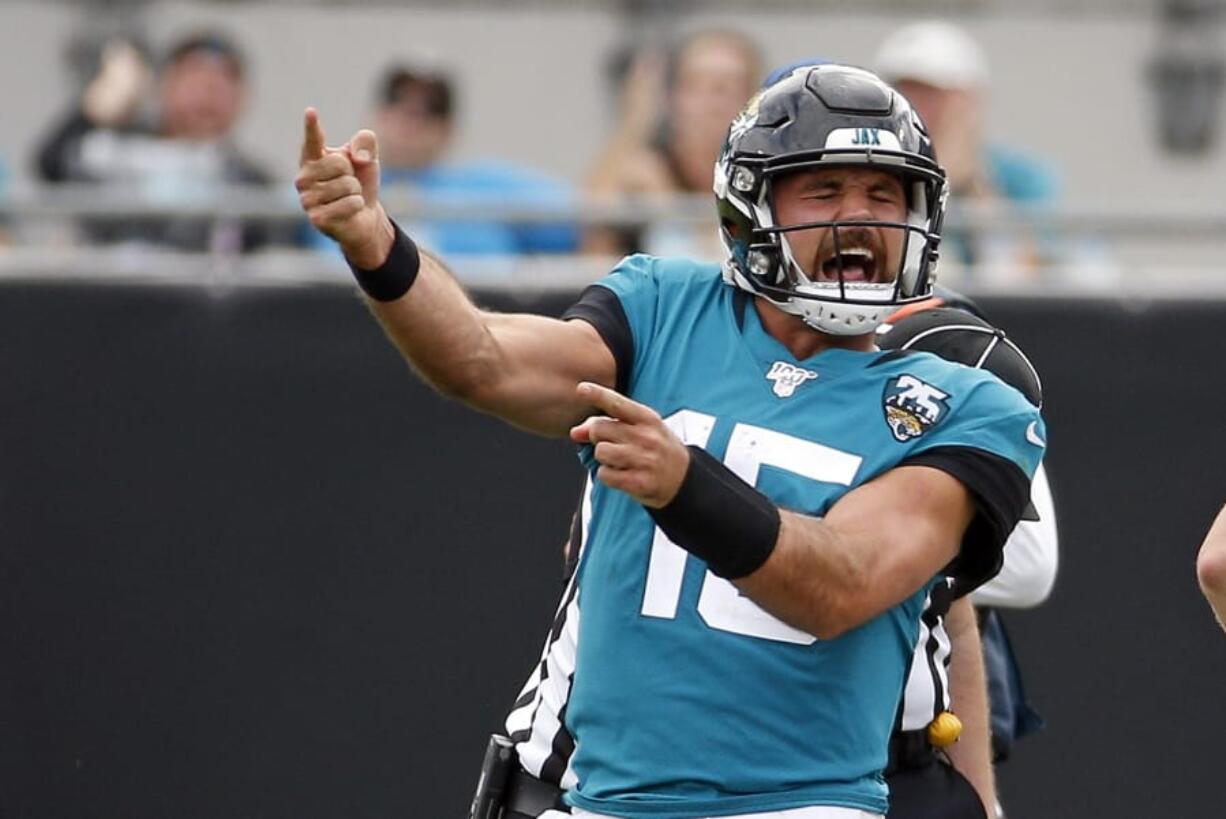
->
(985, 145, 1059, 206)
(939, 145, 1064, 274)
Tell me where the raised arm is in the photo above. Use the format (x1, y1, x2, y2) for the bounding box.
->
(1197, 503, 1226, 632)
(296, 109, 615, 437)
(37, 40, 150, 182)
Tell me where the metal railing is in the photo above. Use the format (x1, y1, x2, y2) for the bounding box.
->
(3, 184, 1225, 235)
(41, 0, 1189, 17)
(1, 184, 1224, 296)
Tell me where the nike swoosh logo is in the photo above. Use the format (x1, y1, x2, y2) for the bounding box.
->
(1026, 421, 1046, 447)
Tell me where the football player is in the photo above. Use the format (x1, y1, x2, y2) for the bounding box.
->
(298, 64, 1044, 819)
(494, 305, 1053, 819)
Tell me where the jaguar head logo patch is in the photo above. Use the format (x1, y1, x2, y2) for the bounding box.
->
(883, 374, 950, 442)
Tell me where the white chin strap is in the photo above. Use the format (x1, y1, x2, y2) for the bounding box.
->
(723, 260, 895, 335)
(783, 276, 900, 336)
(771, 229, 905, 335)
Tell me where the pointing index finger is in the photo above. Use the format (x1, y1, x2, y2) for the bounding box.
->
(300, 107, 326, 166)
(577, 382, 654, 424)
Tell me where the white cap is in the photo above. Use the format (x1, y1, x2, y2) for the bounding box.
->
(874, 22, 989, 90)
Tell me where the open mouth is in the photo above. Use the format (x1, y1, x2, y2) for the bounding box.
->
(820, 247, 877, 283)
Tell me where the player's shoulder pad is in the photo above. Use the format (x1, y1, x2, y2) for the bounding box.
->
(596, 252, 721, 333)
(597, 253, 720, 295)
(592, 254, 670, 316)
(587, 255, 664, 359)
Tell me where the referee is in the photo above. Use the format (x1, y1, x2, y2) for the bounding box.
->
(878, 302, 1056, 819)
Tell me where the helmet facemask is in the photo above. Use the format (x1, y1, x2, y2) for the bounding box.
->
(772, 166, 940, 335)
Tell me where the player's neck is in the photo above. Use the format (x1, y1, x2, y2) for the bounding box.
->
(754, 297, 876, 359)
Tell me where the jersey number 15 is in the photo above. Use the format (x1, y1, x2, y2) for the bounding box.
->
(640, 409, 863, 645)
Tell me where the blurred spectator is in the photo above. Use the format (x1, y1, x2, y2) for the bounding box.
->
(874, 22, 1060, 285)
(584, 30, 763, 259)
(362, 63, 578, 257)
(34, 31, 293, 252)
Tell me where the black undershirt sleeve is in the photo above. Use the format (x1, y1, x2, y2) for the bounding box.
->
(561, 284, 634, 396)
(901, 445, 1033, 597)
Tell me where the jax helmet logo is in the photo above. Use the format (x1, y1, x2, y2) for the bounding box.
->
(766, 361, 818, 398)
(883, 374, 950, 441)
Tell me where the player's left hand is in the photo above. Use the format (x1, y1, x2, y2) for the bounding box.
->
(570, 382, 689, 509)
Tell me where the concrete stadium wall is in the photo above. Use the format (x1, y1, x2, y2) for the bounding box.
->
(2, 1, 1224, 206)
(0, 280, 1223, 818)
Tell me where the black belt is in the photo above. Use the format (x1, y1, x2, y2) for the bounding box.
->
(886, 729, 936, 775)
(504, 767, 567, 818)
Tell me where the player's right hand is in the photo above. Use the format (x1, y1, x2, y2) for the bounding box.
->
(570, 382, 690, 509)
(296, 108, 393, 269)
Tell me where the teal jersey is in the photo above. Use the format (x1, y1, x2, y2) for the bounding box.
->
(559, 256, 1044, 819)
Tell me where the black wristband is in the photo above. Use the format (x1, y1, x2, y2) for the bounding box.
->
(648, 446, 781, 579)
(346, 221, 421, 302)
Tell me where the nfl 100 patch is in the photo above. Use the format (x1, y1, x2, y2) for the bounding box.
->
(882, 374, 950, 441)
(766, 361, 819, 398)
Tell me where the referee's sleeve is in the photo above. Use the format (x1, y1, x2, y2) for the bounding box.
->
(901, 445, 1033, 597)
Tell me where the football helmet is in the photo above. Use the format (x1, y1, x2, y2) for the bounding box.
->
(714, 63, 948, 335)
